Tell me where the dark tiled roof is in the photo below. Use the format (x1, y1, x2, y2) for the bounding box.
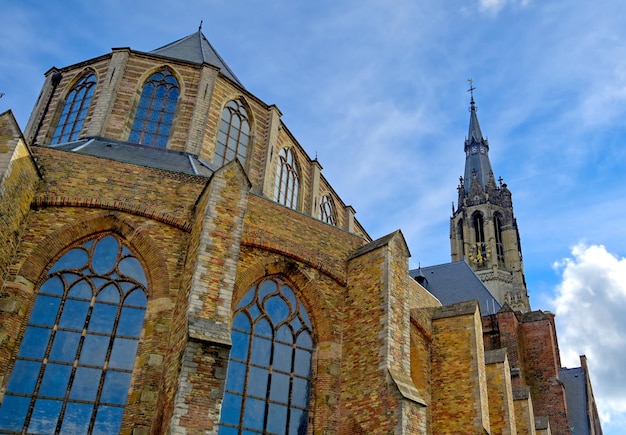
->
(149, 31, 243, 87)
(409, 261, 501, 315)
(559, 367, 590, 435)
(49, 137, 215, 177)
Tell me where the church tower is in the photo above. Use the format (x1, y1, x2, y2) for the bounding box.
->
(450, 84, 531, 312)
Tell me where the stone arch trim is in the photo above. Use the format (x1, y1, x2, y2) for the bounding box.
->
(18, 212, 171, 299)
(32, 195, 193, 232)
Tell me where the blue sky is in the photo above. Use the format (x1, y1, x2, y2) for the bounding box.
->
(2, 0, 626, 432)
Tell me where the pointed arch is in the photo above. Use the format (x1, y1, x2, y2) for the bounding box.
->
(214, 98, 251, 167)
(274, 148, 300, 210)
(319, 194, 336, 225)
(51, 70, 97, 144)
(0, 233, 148, 434)
(493, 212, 505, 266)
(129, 68, 180, 147)
(218, 276, 313, 434)
(472, 211, 485, 244)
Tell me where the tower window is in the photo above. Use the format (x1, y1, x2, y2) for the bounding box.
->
(215, 99, 250, 167)
(129, 69, 179, 147)
(319, 194, 336, 225)
(473, 212, 485, 244)
(0, 234, 148, 434)
(494, 214, 505, 266)
(51, 73, 97, 144)
(274, 148, 300, 210)
(218, 278, 313, 434)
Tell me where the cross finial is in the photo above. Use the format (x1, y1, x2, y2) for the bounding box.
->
(467, 78, 476, 103)
(199, 20, 203, 31)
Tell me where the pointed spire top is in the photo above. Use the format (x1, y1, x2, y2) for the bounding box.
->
(468, 78, 476, 106)
(466, 79, 484, 144)
(198, 20, 203, 31)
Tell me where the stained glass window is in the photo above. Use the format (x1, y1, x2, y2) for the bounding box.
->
(51, 73, 97, 144)
(218, 278, 313, 435)
(0, 234, 148, 434)
(319, 195, 336, 225)
(128, 69, 179, 147)
(215, 100, 250, 167)
(274, 148, 299, 210)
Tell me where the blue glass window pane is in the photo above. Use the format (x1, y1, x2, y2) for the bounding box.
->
(225, 361, 246, 392)
(290, 315, 302, 333)
(28, 399, 62, 433)
(258, 280, 276, 300)
(155, 85, 167, 99)
(92, 406, 124, 435)
(233, 313, 251, 333)
(247, 304, 261, 321)
(80, 334, 109, 366)
(243, 397, 265, 431)
(0, 395, 30, 431)
(266, 403, 288, 434)
(250, 337, 271, 366)
(39, 275, 64, 295)
(146, 121, 158, 133)
(281, 286, 296, 313)
(293, 349, 312, 377)
(299, 309, 312, 328)
(124, 289, 147, 307)
(39, 363, 72, 398)
(117, 306, 145, 337)
(143, 133, 155, 144)
(218, 425, 239, 435)
(273, 342, 293, 373)
(289, 409, 308, 435)
(18, 326, 52, 358)
(61, 402, 93, 434)
(128, 131, 140, 143)
(292, 377, 309, 408)
(97, 283, 120, 303)
(59, 299, 90, 330)
(63, 272, 83, 288)
(6, 360, 40, 394)
(269, 372, 290, 403)
(220, 392, 242, 425)
(89, 303, 118, 333)
(296, 331, 313, 350)
(109, 338, 139, 370)
(254, 318, 272, 338)
(92, 236, 119, 275)
(101, 371, 131, 405)
(230, 330, 249, 361)
(49, 248, 88, 272)
(118, 257, 147, 285)
(276, 325, 293, 344)
(49, 330, 81, 362)
(70, 367, 102, 401)
(68, 279, 93, 299)
(264, 295, 289, 325)
(246, 366, 268, 398)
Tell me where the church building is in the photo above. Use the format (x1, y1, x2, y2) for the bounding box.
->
(0, 29, 602, 434)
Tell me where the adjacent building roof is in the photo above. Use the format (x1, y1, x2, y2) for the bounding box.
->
(48, 137, 215, 177)
(149, 30, 243, 87)
(559, 367, 591, 435)
(409, 261, 501, 315)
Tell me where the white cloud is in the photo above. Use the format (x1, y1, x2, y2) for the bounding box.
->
(478, 0, 530, 14)
(551, 244, 626, 424)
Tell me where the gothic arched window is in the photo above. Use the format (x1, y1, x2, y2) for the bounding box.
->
(319, 194, 336, 225)
(51, 72, 97, 144)
(215, 99, 250, 167)
(274, 148, 299, 210)
(457, 219, 465, 256)
(494, 213, 505, 266)
(129, 69, 179, 147)
(218, 278, 313, 434)
(473, 212, 485, 244)
(0, 234, 148, 434)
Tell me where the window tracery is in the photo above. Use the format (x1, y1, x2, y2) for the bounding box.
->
(215, 99, 250, 167)
(218, 278, 313, 434)
(319, 194, 336, 225)
(129, 69, 179, 147)
(0, 234, 148, 434)
(51, 72, 97, 144)
(274, 148, 299, 210)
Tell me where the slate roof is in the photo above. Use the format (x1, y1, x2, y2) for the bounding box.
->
(148, 30, 243, 87)
(463, 97, 494, 194)
(48, 137, 215, 177)
(559, 367, 590, 435)
(409, 261, 501, 315)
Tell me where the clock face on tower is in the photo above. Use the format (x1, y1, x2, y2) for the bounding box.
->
(468, 242, 491, 265)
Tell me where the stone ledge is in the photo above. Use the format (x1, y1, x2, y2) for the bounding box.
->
(388, 368, 427, 406)
(188, 316, 232, 348)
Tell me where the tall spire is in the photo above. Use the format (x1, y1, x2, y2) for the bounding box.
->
(463, 80, 494, 194)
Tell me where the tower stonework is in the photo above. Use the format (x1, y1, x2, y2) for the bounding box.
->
(450, 92, 531, 312)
